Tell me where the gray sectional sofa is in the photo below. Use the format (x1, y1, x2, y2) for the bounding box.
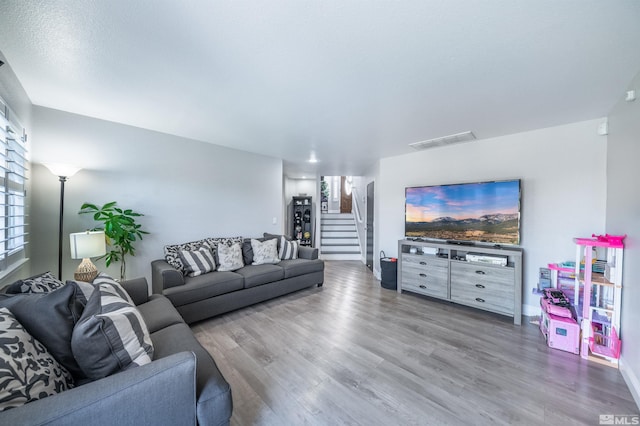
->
(0, 277, 232, 426)
(152, 236, 325, 324)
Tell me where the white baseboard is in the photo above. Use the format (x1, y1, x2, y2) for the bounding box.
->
(619, 357, 640, 410)
(523, 304, 539, 317)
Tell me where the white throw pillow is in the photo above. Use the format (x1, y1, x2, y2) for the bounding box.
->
(251, 238, 280, 265)
(217, 242, 245, 271)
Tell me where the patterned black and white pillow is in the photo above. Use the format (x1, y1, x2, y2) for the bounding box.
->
(0, 307, 74, 412)
(217, 242, 245, 271)
(163, 238, 209, 273)
(178, 245, 216, 277)
(5, 271, 64, 294)
(164, 236, 243, 273)
(250, 238, 279, 265)
(278, 236, 299, 260)
(71, 274, 153, 380)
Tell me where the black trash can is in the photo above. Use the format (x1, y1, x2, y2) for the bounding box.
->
(380, 251, 398, 290)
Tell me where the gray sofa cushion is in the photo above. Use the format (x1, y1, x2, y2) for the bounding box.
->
(235, 264, 285, 289)
(279, 258, 325, 279)
(151, 323, 232, 426)
(136, 295, 185, 333)
(163, 271, 244, 307)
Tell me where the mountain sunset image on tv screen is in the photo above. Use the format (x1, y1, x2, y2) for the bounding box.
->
(405, 180, 521, 245)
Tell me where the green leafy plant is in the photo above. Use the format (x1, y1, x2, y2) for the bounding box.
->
(79, 201, 149, 280)
(320, 178, 329, 202)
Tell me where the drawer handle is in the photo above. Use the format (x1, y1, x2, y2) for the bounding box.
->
(475, 270, 486, 275)
(419, 285, 427, 289)
(475, 297, 485, 303)
(419, 273, 427, 277)
(475, 284, 485, 289)
(419, 261, 427, 265)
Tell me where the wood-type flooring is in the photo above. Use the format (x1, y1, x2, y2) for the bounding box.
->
(192, 261, 639, 425)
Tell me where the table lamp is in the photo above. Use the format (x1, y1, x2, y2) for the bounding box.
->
(69, 230, 106, 282)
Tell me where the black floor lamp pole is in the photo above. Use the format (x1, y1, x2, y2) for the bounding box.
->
(57, 176, 67, 280)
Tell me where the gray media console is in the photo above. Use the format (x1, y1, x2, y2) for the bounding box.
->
(397, 239, 523, 325)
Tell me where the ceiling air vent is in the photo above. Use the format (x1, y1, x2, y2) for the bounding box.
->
(409, 131, 476, 150)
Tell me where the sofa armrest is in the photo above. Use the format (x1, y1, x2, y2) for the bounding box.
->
(119, 277, 150, 306)
(151, 259, 185, 294)
(298, 246, 319, 260)
(0, 351, 197, 426)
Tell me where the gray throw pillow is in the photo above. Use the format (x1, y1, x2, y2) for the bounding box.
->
(0, 307, 74, 412)
(71, 274, 153, 380)
(0, 283, 86, 380)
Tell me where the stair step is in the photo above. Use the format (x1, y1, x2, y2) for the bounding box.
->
(322, 231, 357, 238)
(321, 245, 361, 253)
(321, 213, 354, 219)
(322, 224, 356, 232)
(322, 238, 359, 245)
(321, 219, 355, 225)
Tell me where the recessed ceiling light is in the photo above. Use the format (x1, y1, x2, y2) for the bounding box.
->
(308, 157, 318, 163)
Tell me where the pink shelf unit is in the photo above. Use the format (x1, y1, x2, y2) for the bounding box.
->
(574, 234, 625, 365)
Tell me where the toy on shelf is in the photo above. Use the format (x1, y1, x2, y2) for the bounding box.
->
(540, 288, 574, 319)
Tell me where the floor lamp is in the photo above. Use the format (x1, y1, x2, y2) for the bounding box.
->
(44, 163, 81, 280)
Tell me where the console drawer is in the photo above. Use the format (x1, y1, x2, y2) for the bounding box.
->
(401, 254, 448, 298)
(402, 254, 448, 269)
(450, 262, 514, 315)
(402, 278, 448, 299)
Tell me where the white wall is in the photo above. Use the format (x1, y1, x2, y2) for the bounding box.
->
(606, 71, 640, 407)
(376, 119, 607, 314)
(30, 106, 284, 283)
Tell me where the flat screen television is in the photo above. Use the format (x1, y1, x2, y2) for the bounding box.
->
(405, 179, 521, 245)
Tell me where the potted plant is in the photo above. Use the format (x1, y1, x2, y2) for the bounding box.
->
(79, 201, 149, 280)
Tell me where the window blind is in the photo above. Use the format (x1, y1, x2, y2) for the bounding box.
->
(0, 96, 28, 272)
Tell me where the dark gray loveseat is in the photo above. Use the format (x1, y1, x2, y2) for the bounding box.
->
(152, 236, 325, 324)
(0, 278, 232, 426)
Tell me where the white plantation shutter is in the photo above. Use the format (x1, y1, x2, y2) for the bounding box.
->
(0, 96, 28, 272)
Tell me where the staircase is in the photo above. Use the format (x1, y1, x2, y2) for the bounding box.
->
(320, 213, 362, 260)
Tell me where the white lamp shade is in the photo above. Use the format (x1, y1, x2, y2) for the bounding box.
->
(70, 231, 106, 259)
(44, 163, 82, 178)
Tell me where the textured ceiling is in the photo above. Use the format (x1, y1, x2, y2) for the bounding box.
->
(1, 1, 639, 177)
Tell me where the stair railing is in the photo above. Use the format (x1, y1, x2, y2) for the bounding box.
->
(352, 186, 364, 224)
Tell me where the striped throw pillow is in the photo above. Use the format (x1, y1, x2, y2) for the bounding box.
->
(71, 275, 154, 380)
(279, 236, 298, 260)
(178, 245, 216, 277)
